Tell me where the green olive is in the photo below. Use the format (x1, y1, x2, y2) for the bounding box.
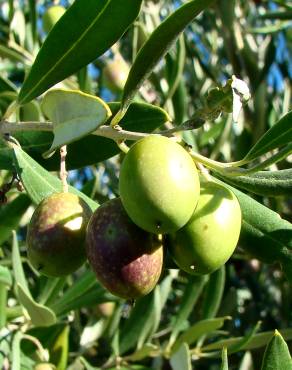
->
(102, 56, 129, 93)
(169, 181, 242, 275)
(119, 135, 200, 234)
(34, 364, 56, 370)
(42, 5, 66, 34)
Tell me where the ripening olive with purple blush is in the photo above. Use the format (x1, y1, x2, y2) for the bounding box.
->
(27, 192, 92, 277)
(86, 198, 163, 299)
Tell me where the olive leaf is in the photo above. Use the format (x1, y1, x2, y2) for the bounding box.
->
(18, 0, 143, 104)
(119, 292, 157, 355)
(124, 344, 158, 362)
(12, 231, 57, 327)
(220, 348, 228, 370)
(171, 317, 230, 355)
(12, 145, 98, 211)
(168, 275, 207, 348)
(261, 330, 292, 370)
(162, 35, 186, 106)
(120, 0, 215, 115)
(41, 89, 111, 157)
(0, 44, 28, 64)
(0, 267, 11, 328)
(213, 178, 292, 271)
(50, 270, 111, 316)
(0, 194, 31, 245)
(50, 325, 69, 370)
(0, 75, 17, 93)
(170, 343, 192, 370)
(259, 10, 292, 20)
(17, 283, 57, 327)
(0, 266, 12, 287)
(227, 322, 261, 355)
(11, 331, 22, 370)
(217, 169, 292, 197)
(12, 231, 30, 297)
(243, 110, 292, 162)
(201, 266, 226, 320)
(202, 328, 292, 352)
(28, 0, 37, 42)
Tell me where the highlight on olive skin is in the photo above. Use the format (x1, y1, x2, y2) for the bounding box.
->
(27, 192, 92, 277)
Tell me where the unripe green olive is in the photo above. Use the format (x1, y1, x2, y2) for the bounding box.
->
(119, 135, 200, 234)
(42, 5, 66, 34)
(27, 192, 92, 277)
(169, 181, 242, 275)
(34, 364, 56, 370)
(102, 56, 129, 93)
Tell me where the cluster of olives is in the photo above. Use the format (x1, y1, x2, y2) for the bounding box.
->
(27, 135, 242, 300)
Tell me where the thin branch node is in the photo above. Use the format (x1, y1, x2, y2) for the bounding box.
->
(60, 146, 68, 193)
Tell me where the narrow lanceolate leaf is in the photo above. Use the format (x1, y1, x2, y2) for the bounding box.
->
(220, 348, 228, 370)
(121, 0, 215, 112)
(12, 231, 30, 297)
(125, 344, 158, 362)
(202, 328, 292, 352)
(259, 10, 292, 20)
(201, 266, 226, 320)
(0, 44, 27, 64)
(41, 89, 111, 157)
(172, 317, 229, 354)
(12, 145, 98, 211)
(0, 137, 14, 170)
(28, 0, 37, 42)
(227, 322, 261, 355)
(0, 194, 31, 245)
(119, 292, 156, 354)
(11, 331, 22, 370)
(243, 110, 292, 162)
(163, 35, 186, 105)
(50, 270, 108, 316)
(217, 169, 292, 197)
(50, 325, 69, 370)
(18, 0, 143, 105)
(170, 343, 192, 370)
(261, 330, 292, 370)
(11, 232, 57, 326)
(0, 75, 17, 93)
(0, 266, 12, 287)
(17, 283, 57, 327)
(213, 178, 292, 273)
(168, 275, 207, 348)
(137, 288, 162, 349)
